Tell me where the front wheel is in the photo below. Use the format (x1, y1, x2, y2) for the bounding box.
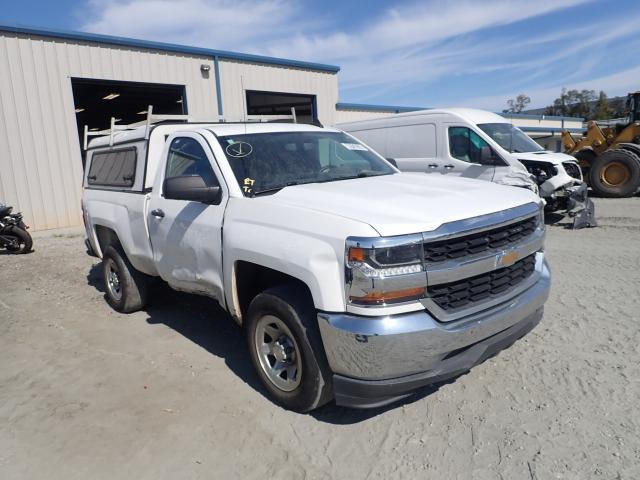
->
(588, 149, 640, 197)
(246, 285, 333, 412)
(1, 226, 32, 254)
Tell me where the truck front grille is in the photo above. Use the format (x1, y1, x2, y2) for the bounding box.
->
(427, 254, 536, 311)
(424, 216, 537, 264)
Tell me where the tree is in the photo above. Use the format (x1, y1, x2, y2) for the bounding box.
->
(593, 91, 613, 120)
(546, 88, 596, 118)
(550, 87, 570, 116)
(504, 94, 531, 113)
(609, 96, 627, 118)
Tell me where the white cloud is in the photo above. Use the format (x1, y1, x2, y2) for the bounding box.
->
(81, 0, 594, 61)
(81, 0, 303, 51)
(79, 0, 640, 109)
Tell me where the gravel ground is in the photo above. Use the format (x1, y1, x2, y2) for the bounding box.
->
(1, 197, 639, 480)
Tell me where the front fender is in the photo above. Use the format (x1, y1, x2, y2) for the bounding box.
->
(222, 198, 378, 318)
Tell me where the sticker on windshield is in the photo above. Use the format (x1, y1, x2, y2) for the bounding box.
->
(243, 177, 255, 194)
(341, 143, 368, 151)
(226, 141, 253, 158)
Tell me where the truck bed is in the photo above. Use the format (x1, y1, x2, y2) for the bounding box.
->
(83, 189, 157, 276)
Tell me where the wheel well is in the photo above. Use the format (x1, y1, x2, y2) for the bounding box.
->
(234, 261, 313, 323)
(94, 225, 121, 257)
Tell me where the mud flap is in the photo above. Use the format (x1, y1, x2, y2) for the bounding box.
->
(566, 183, 597, 229)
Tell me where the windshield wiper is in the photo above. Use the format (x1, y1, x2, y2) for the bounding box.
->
(320, 170, 390, 182)
(250, 181, 300, 197)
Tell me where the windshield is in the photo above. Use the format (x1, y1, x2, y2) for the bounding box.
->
(217, 131, 395, 196)
(478, 123, 544, 153)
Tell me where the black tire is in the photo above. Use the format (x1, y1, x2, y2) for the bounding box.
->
(2, 226, 32, 254)
(246, 284, 333, 412)
(588, 149, 640, 197)
(102, 245, 148, 313)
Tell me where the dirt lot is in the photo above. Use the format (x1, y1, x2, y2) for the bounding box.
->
(1, 197, 639, 479)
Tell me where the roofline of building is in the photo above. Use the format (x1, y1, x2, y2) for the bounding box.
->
(336, 102, 425, 113)
(519, 126, 584, 134)
(500, 112, 584, 122)
(0, 23, 341, 73)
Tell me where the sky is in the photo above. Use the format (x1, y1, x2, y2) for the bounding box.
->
(3, 0, 640, 111)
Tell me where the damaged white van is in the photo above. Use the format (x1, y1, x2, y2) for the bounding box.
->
(338, 109, 595, 227)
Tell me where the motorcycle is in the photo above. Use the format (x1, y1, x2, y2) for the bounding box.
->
(0, 204, 32, 254)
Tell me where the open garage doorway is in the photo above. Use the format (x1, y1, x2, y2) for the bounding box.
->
(71, 78, 186, 162)
(246, 90, 317, 124)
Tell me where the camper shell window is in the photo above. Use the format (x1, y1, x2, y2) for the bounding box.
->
(87, 148, 137, 187)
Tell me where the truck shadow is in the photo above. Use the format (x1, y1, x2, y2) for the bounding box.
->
(87, 264, 458, 424)
(87, 264, 266, 394)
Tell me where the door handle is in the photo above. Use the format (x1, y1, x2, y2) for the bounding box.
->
(444, 164, 455, 169)
(428, 163, 438, 169)
(151, 208, 165, 218)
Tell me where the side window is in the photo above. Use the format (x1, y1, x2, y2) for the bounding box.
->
(87, 148, 137, 187)
(166, 137, 218, 187)
(448, 127, 490, 163)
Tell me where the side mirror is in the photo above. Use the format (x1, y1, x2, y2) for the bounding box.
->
(163, 175, 222, 204)
(385, 158, 398, 167)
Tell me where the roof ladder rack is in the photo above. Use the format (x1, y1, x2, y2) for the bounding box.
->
(83, 105, 190, 149)
(227, 108, 299, 124)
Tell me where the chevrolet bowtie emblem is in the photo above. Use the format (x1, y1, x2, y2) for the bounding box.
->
(497, 250, 519, 267)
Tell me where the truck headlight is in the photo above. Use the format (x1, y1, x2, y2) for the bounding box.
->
(538, 204, 546, 232)
(345, 234, 427, 306)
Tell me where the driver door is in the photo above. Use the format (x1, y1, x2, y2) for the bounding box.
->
(147, 133, 228, 303)
(436, 125, 496, 181)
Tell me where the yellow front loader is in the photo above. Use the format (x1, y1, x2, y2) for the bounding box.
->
(562, 91, 640, 197)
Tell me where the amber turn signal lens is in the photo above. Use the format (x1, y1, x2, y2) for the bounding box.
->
(349, 287, 426, 305)
(348, 247, 365, 262)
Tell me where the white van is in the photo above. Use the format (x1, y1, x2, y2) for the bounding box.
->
(338, 108, 588, 214)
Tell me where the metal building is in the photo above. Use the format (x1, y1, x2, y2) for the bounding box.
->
(0, 24, 340, 230)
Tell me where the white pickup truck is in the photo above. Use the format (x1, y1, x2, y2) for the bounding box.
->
(82, 120, 551, 411)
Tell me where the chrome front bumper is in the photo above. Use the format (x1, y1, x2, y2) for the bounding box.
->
(318, 257, 551, 407)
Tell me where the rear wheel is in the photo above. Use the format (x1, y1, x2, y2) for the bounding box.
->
(588, 149, 640, 197)
(102, 245, 148, 313)
(2, 227, 32, 254)
(246, 284, 333, 412)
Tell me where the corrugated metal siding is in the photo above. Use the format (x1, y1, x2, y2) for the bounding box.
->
(0, 32, 218, 230)
(334, 109, 398, 125)
(218, 59, 339, 126)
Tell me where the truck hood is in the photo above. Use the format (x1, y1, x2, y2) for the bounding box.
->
(260, 173, 540, 237)
(515, 151, 577, 165)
